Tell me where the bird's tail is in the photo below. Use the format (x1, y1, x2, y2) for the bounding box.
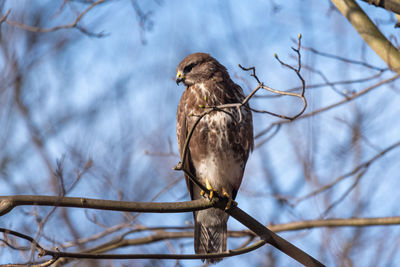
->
(194, 208, 227, 264)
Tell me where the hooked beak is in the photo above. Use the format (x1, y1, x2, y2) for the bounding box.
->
(176, 71, 184, 85)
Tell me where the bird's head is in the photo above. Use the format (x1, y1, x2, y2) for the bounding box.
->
(176, 53, 227, 86)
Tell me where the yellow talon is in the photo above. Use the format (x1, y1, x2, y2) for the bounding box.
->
(200, 190, 205, 197)
(205, 179, 214, 200)
(205, 179, 212, 190)
(222, 188, 230, 198)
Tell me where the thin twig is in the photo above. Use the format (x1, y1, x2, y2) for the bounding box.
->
(239, 34, 307, 121)
(5, 0, 107, 37)
(295, 139, 400, 204)
(320, 168, 367, 217)
(302, 46, 386, 71)
(254, 70, 387, 98)
(255, 74, 400, 141)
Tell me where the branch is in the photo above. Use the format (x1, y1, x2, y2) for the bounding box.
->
(270, 216, 400, 231)
(7, 197, 399, 265)
(359, 0, 400, 15)
(0, 225, 265, 263)
(238, 34, 307, 121)
(0, 194, 324, 266)
(302, 46, 387, 71)
(295, 139, 400, 204)
(0, 204, 324, 266)
(291, 74, 400, 120)
(4, 214, 400, 266)
(331, 0, 400, 73)
(4, 0, 107, 37)
(227, 206, 324, 267)
(0, 9, 10, 25)
(255, 73, 400, 142)
(0, 195, 216, 216)
(61, 214, 400, 250)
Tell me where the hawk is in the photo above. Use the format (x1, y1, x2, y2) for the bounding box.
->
(176, 53, 253, 263)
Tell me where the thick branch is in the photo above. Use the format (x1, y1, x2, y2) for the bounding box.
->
(227, 206, 324, 267)
(0, 195, 215, 216)
(331, 0, 400, 73)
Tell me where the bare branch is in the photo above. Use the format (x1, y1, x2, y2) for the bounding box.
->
(239, 34, 307, 120)
(0, 224, 265, 262)
(4, 213, 400, 266)
(0, 195, 216, 216)
(299, 74, 400, 121)
(227, 205, 324, 267)
(54, 213, 400, 254)
(4, 0, 107, 37)
(0, 203, 324, 266)
(270, 216, 400, 231)
(255, 70, 387, 98)
(302, 46, 387, 71)
(295, 139, 400, 204)
(359, 0, 400, 15)
(0, 9, 10, 24)
(255, 73, 400, 141)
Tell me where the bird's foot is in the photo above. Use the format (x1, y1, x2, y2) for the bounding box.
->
(201, 181, 237, 210)
(200, 178, 214, 200)
(205, 179, 214, 200)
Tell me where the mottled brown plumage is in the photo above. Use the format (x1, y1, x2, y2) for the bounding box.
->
(176, 53, 253, 263)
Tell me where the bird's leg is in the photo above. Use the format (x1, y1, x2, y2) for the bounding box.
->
(222, 188, 237, 210)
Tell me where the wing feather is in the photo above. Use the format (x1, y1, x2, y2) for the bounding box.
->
(177, 89, 197, 200)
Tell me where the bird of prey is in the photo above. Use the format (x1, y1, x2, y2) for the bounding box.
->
(176, 53, 253, 263)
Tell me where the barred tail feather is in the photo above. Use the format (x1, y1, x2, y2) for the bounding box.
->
(194, 220, 227, 264)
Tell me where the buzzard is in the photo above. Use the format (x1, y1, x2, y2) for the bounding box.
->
(176, 53, 254, 263)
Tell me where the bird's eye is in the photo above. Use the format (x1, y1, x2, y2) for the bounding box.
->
(183, 63, 195, 74)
